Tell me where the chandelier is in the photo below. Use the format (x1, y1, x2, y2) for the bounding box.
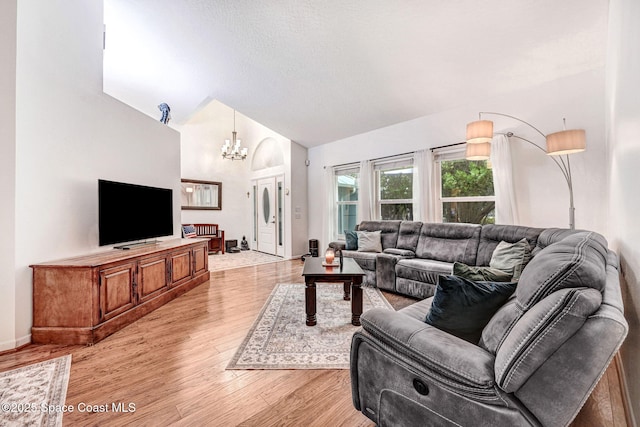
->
(221, 109, 248, 160)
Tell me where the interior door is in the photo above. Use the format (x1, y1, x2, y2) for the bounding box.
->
(257, 178, 277, 254)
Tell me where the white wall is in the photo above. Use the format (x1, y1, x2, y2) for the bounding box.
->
(607, 0, 640, 422)
(5, 0, 181, 350)
(0, 0, 17, 351)
(290, 142, 309, 257)
(177, 99, 308, 258)
(307, 70, 607, 249)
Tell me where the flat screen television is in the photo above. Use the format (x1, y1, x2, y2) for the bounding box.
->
(99, 179, 174, 246)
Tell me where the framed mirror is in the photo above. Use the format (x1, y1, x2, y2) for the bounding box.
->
(181, 179, 222, 210)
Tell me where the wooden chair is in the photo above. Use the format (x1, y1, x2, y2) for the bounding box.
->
(182, 223, 225, 254)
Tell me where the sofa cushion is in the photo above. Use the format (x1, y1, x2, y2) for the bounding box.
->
(357, 230, 382, 252)
(396, 221, 423, 251)
(357, 220, 401, 250)
(396, 258, 453, 286)
(415, 223, 481, 265)
(476, 224, 544, 266)
(495, 287, 602, 392)
(516, 231, 608, 310)
(480, 231, 608, 355)
(426, 275, 517, 343)
(453, 262, 513, 282)
(489, 238, 531, 281)
(383, 248, 415, 258)
(344, 230, 358, 250)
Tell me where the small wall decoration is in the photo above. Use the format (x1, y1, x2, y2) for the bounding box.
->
(158, 103, 171, 124)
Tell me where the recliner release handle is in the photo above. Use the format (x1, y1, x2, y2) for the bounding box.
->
(413, 378, 429, 396)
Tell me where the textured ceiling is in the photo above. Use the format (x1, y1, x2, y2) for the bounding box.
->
(103, 0, 608, 147)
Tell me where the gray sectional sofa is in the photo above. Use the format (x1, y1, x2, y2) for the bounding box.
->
(331, 220, 628, 426)
(330, 220, 544, 299)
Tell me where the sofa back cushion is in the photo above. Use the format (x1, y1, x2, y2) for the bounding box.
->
(396, 221, 423, 252)
(480, 231, 609, 355)
(476, 224, 544, 266)
(415, 223, 481, 265)
(494, 287, 602, 393)
(532, 228, 583, 255)
(357, 220, 401, 250)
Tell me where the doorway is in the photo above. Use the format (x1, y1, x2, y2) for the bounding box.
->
(258, 178, 276, 254)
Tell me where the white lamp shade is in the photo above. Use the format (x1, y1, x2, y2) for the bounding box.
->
(546, 129, 586, 156)
(465, 142, 491, 160)
(466, 120, 494, 144)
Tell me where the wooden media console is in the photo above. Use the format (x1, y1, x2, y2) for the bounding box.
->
(30, 238, 210, 345)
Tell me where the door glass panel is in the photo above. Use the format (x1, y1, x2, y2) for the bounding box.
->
(262, 187, 270, 224)
(277, 182, 283, 246)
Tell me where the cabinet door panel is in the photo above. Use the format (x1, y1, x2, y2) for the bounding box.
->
(170, 251, 192, 286)
(100, 263, 135, 321)
(139, 256, 168, 302)
(193, 245, 207, 275)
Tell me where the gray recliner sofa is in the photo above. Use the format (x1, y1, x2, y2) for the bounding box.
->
(331, 221, 544, 298)
(349, 228, 628, 426)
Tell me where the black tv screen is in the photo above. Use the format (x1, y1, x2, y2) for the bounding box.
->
(99, 179, 174, 246)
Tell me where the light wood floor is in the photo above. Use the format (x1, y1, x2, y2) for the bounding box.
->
(0, 259, 628, 426)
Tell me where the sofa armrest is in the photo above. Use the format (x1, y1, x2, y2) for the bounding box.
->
(329, 241, 346, 252)
(383, 248, 415, 258)
(360, 308, 495, 388)
(375, 253, 401, 292)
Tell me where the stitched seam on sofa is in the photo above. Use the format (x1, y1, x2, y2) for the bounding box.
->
(501, 292, 581, 389)
(525, 233, 590, 309)
(363, 320, 493, 386)
(492, 305, 525, 356)
(497, 293, 570, 381)
(524, 234, 589, 308)
(503, 297, 581, 389)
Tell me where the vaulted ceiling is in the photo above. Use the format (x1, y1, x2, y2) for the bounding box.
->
(103, 0, 608, 147)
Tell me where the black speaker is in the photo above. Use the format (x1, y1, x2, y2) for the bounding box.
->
(309, 239, 319, 257)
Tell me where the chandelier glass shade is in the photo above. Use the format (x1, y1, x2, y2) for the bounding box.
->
(221, 110, 248, 161)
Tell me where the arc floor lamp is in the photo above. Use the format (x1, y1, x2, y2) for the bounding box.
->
(465, 112, 586, 229)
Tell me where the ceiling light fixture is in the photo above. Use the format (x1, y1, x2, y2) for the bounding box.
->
(464, 112, 586, 229)
(221, 110, 248, 161)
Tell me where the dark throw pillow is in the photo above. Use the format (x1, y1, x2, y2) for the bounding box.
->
(344, 230, 358, 250)
(452, 262, 513, 282)
(425, 275, 517, 344)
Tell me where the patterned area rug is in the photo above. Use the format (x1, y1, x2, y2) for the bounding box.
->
(209, 250, 285, 272)
(0, 355, 71, 427)
(227, 283, 394, 369)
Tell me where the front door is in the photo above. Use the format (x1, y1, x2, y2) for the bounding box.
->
(257, 178, 277, 254)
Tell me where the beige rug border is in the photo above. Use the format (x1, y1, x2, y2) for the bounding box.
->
(226, 283, 393, 370)
(0, 354, 71, 427)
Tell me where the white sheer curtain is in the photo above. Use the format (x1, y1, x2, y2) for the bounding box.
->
(412, 149, 436, 222)
(491, 134, 520, 225)
(322, 166, 336, 247)
(357, 159, 374, 222)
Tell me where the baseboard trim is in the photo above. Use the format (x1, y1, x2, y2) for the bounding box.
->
(615, 353, 637, 427)
(0, 339, 30, 356)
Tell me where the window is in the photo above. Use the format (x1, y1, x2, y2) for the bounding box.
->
(436, 149, 495, 224)
(335, 166, 359, 236)
(374, 157, 413, 220)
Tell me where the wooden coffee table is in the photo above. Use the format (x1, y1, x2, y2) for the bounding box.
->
(301, 257, 365, 326)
